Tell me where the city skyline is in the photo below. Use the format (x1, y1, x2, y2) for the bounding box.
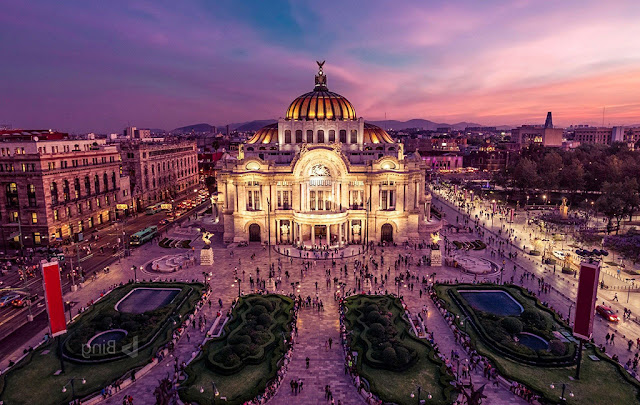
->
(1, 0, 640, 132)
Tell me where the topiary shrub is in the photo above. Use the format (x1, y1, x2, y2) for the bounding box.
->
(500, 317, 523, 335)
(382, 347, 397, 365)
(257, 313, 272, 327)
(366, 310, 382, 324)
(548, 339, 566, 356)
(521, 309, 548, 330)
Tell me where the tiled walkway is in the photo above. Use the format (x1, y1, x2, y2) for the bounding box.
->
(270, 300, 365, 405)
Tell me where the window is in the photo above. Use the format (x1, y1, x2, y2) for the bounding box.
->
(88, 217, 93, 228)
(306, 130, 313, 143)
(65, 206, 71, 218)
(74, 178, 80, 199)
(63, 180, 70, 202)
(50, 182, 58, 205)
(112, 172, 116, 189)
(350, 190, 364, 209)
(317, 130, 324, 143)
(350, 130, 358, 144)
(33, 232, 41, 245)
(94, 174, 100, 194)
(340, 130, 347, 143)
(53, 209, 59, 221)
(96, 197, 101, 208)
(277, 190, 291, 209)
(246, 190, 261, 211)
(103, 173, 108, 191)
(31, 212, 37, 224)
(27, 184, 37, 207)
(6, 183, 18, 207)
(10, 211, 18, 223)
(284, 130, 291, 144)
(85, 176, 91, 194)
(329, 130, 335, 143)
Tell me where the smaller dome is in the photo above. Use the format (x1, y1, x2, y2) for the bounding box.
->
(363, 123, 395, 144)
(247, 123, 278, 144)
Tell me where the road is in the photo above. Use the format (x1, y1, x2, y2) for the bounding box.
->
(0, 191, 209, 360)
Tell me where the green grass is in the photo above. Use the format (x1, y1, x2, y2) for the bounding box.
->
(435, 284, 640, 405)
(0, 282, 203, 405)
(179, 294, 293, 405)
(344, 295, 455, 405)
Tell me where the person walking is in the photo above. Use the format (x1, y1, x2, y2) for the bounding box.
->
(328, 337, 333, 349)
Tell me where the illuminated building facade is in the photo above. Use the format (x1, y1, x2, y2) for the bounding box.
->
(214, 63, 441, 245)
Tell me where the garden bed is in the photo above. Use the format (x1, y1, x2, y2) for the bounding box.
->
(179, 294, 294, 405)
(343, 295, 455, 405)
(434, 283, 640, 404)
(0, 282, 203, 405)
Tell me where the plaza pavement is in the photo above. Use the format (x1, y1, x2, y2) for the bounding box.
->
(432, 189, 640, 381)
(4, 207, 640, 404)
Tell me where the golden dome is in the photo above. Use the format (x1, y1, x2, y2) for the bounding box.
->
(285, 62, 356, 121)
(247, 123, 277, 144)
(363, 123, 395, 144)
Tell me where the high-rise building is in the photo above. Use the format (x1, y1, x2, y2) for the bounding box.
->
(120, 139, 199, 210)
(0, 130, 132, 248)
(544, 112, 553, 129)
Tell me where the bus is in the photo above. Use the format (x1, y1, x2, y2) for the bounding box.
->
(130, 226, 158, 246)
(145, 204, 163, 215)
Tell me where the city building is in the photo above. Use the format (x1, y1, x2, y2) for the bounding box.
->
(214, 63, 441, 245)
(512, 125, 563, 148)
(0, 130, 132, 248)
(573, 126, 613, 145)
(119, 139, 199, 210)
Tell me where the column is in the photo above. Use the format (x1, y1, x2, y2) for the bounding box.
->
(276, 219, 280, 244)
(311, 224, 315, 245)
(339, 221, 343, 246)
(291, 221, 295, 244)
(327, 224, 331, 247)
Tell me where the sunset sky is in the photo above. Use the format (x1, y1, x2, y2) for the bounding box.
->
(1, 0, 640, 133)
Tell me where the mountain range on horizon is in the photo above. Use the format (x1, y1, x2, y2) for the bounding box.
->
(171, 119, 513, 134)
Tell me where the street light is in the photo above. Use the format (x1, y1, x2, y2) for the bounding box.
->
(232, 278, 242, 297)
(625, 278, 636, 303)
(62, 377, 86, 400)
(550, 382, 574, 402)
(131, 265, 137, 282)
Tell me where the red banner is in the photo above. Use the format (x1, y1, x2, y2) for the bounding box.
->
(41, 260, 67, 337)
(573, 261, 600, 340)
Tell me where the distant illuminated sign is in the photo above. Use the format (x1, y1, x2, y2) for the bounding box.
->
(116, 204, 128, 210)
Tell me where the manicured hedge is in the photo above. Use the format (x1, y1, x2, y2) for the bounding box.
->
(63, 282, 202, 362)
(205, 295, 293, 375)
(443, 284, 576, 367)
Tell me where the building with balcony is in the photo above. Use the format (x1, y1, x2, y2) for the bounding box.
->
(119, 139, 199, 211)
(214, 63, 440, 245)
(0, 130, 132, 248)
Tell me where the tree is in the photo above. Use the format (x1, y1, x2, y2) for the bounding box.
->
(512, 158, 540, 193)
(595, 181, 637, 234)
(560, 159, 585, 197)
(539, 152, 563, 192)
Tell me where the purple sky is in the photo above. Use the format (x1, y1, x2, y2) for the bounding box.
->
(1, 0, 640, 133)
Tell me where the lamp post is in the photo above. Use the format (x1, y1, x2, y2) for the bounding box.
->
(568, 302, 574, 323)
(550, 382, 574, 402)
(62, 377, 86, 401)
(625, 278, 636, 303)
(131, 265, 137, 282)
(232, 278, 242, 297)
(267, 197, 272, 272)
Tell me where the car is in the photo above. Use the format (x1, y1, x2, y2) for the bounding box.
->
(596, 305, 619, 322)
(159, 219, 169, 225)
(11, 294, 38, 308)
(0, 294, 20, 308)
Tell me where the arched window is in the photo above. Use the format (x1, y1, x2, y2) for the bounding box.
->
(317, 130, 324, 143)
(284, 130, 291, 144)
(295, 130, 303, 143)
(50, 182, 58, 205)
(94, 174, 100, 194)
(103, 173, 108, 191)
(339, 130, 347, 143)
(329, 130, 335, 143)
(112, 172, 117, 189)
(306, 130, 313, 143)
(84, 176, 91, 195)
